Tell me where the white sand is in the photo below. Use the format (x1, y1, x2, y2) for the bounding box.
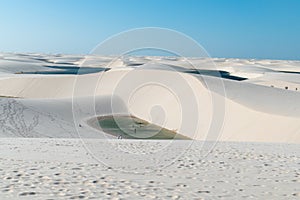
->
(0, 53, 300, 199)
(0, 57, 300, 142)
(0, 138, 299, 199)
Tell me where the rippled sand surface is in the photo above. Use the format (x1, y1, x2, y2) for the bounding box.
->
(0, 139, 299, 199)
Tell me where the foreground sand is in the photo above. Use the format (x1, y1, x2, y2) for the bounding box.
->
(0, 138, 299, 199)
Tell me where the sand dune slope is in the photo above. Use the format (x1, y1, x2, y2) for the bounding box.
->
(0, 54, 300, 143)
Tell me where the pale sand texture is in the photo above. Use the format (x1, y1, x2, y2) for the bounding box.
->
(0, 138, 299, 199)
(0, 67, 300, 143)
(0, 54, 299, 199)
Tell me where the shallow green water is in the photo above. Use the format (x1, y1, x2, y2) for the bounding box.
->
(89, 115, 190, 140)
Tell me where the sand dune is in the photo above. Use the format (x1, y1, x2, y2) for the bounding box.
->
(1, 53, 300, 199)
(0, 53, 300, 143)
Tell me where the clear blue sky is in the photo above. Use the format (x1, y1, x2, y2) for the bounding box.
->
(0, 0, 300, 59)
